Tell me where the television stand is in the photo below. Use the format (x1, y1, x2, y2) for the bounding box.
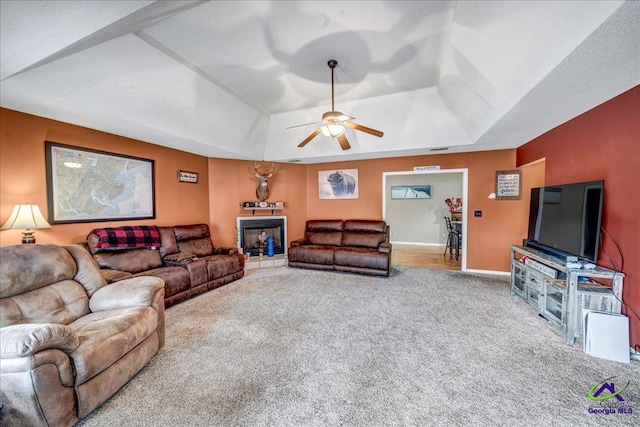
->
(510, 245, 624, 346)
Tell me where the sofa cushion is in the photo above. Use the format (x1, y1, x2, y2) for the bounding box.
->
(203, 254, 244, 280)
(134, 267, 191, 298)
(342, 231, 386, 249)
(0, 244, 77, 297)
(177, 238, 214, 258)
(306, 231, 343, 246)
(93, 248, 163, 274)
(306, 220, 344, 232)
(334, 247, 390, 271)
(288, 245, 335, 265)
(173, 224, 210, 241)
(158, 226, 179, 257)
(0, 280, 90, 328)
(344, 220, 387, 233)
(69, 306, 157, 385)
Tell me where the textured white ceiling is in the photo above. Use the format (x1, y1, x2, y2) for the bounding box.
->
(1, 1, 638, 163)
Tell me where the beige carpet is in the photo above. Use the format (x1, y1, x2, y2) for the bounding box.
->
(76, 266, 639, 426)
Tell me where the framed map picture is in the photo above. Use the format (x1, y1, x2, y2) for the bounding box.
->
(45, 142, 155, 224)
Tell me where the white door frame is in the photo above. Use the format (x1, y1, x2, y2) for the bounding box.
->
(382, 168, 468, 271)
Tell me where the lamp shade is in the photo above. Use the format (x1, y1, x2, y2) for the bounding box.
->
(1, 204, 52, 230)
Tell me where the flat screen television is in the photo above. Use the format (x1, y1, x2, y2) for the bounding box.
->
(526, 180, 604, 262)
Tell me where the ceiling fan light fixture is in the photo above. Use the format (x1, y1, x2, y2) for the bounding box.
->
(321, 123, 345, 137)
(290, 59, 382, 150)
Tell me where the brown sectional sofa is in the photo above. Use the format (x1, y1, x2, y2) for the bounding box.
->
(288, 219, 392, 276)
(86, 224, 244, 308)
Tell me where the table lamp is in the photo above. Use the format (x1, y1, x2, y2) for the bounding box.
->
(1, 204, 52, 244)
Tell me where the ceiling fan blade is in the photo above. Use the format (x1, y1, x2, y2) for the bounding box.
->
(337, 134, 351, 150)
(344, 121, 384, 137)
(298, 128, 321, 147)
(287, 121, 322, 129)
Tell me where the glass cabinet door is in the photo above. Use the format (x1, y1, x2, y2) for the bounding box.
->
(544, 280, 565, 327)
(511, 261, 526, 297)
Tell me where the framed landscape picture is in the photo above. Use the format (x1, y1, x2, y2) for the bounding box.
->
(391, 185, 431, 199)
(318, 169, 359, 199)
(45, 142, 155, 224)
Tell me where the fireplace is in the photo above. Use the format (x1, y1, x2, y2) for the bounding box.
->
(237, 216, 287, 257)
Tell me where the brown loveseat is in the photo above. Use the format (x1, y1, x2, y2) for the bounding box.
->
(0, 244, 165, 426)
(288, 219, 392, 277)
(85, 224, 244, 308)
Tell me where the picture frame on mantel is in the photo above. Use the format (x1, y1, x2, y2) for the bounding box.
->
(495, 170, 521, 200)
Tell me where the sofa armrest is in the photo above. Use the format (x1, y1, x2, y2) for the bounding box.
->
(1, 324, 79, 358)
(101, 268, 133, 283)
(378, 242, 392, 254)
(163, 251, 197, 267)
(290, 238, 308, 248)
(89, 276, 165, 312)
(213, 247, 239, 255)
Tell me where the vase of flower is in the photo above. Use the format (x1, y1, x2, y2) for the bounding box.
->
(445, 197, 463, 212)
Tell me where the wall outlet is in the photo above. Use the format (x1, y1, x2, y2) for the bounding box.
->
(474, 210, 482, 217)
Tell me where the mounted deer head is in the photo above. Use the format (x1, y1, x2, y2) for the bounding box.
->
(254, 162, 275, 202)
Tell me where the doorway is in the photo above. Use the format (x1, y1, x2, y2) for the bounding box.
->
(383, 169, 468, 271)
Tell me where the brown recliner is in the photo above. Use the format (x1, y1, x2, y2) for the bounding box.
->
(166, 224, 245, 290)
(0, 244, 165, 426)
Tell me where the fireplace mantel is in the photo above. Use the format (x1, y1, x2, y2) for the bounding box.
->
(241, 207, 284, 215)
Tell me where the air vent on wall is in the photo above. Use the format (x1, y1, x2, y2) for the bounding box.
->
(430, 147, 449, 152)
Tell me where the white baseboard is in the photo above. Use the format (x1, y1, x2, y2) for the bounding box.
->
(464, 268, 510, 276)
(391, 241, 445, 247)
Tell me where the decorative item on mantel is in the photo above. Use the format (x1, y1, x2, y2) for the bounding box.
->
(445, 197, 463, 212)
(240, 201, 285, 215)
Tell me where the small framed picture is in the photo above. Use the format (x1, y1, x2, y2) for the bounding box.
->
(178, 170, 198, 183)
(495, 170, 521, 200)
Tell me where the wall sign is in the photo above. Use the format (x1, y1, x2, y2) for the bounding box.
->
(495, 170, 521, 200)
(413, 165, 440, 171)
(178, 170, 198, 183)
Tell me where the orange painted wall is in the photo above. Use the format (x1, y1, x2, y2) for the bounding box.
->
(205, 151, 527, 272)
(1, 108, 542, 275)
(303, 150, 525, 272)
(0, 109, 210, 246)
(1, 108, 541, 276)
(206, 158, 307, 248)
(517, 85, 640, 349)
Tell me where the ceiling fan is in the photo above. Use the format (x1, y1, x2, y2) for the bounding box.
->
(288, 59, 384, 150)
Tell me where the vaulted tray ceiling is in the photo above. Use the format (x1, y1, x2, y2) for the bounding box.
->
(1, 1, 638, 163)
